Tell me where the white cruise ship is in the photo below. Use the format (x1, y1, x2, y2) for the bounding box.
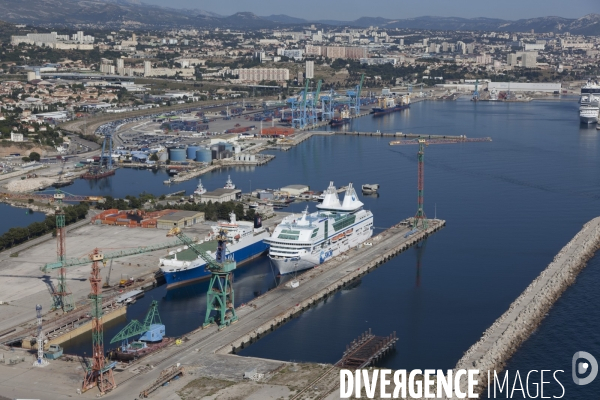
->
(580, 103, 599, 124)
(265, 182, 373, 275)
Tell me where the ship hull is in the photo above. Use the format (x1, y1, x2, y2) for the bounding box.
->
(271, 219, 373, 275)
(82, 169, 116, 180)
(371, 104, 410, 116)
(580, 117, 598, 124)
(329, 118, 350, 126)
(162, 237, 269, 288)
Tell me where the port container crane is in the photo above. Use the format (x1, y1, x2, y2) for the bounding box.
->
(167, 227, 237, 330)
(292, 79, 310, 129)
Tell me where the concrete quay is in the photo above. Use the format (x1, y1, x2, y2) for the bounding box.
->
(0, 218, 444, 399)
(450, 217, 600, 398)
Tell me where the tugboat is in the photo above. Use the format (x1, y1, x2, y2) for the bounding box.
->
(194, 179, 207, 195)
(224, 175, 236, 189)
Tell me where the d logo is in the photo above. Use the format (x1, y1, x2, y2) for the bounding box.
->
(572, 351, 598, 385)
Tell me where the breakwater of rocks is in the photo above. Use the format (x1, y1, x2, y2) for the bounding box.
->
(450, 217, 600, 397)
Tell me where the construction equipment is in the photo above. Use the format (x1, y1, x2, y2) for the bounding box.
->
(119, 274, 134, 288)
(82, 250, 116, 394)
(32, 304, 48, 367)
(167, 227, 237, 329)
(4, 189, 104, 312)
(389, 136, 492, 230)
(473, 79, 480, 101)
(110, 300, 161, 351)
(102, 259, 113, 289)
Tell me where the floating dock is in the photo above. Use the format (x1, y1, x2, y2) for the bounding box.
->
(337, 329, 398, 369)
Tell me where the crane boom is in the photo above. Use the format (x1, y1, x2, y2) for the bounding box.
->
(41, 239, 184, 272)
(1, 192, 105, 203)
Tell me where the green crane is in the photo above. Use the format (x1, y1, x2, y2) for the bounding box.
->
(41, 239, 184, 273)
(110, 301, 162, 351)
(167, 227, 237, 330)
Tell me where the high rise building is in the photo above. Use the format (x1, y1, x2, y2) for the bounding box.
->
(144, 61, 152, 77)
(305, 60, 314, 79)
(116, 58, 124, 75)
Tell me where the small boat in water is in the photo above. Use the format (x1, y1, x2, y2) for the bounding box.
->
(362, 184, 380, 194)
(164, 178, 173, 185)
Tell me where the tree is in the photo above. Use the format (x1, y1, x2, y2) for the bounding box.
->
(29, 151, 41, 162)
(149, 153, 159, 162)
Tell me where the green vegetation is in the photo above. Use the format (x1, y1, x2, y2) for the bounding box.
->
(0, 203, 89, 251)
(97, 193, 256, 222)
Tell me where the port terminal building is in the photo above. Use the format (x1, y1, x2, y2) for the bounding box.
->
(487, 82, 561, 93)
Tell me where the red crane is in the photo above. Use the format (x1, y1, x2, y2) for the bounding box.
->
(82, 249, 116, 394)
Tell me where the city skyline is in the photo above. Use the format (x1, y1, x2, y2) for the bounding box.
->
(144, 0, 600, 21)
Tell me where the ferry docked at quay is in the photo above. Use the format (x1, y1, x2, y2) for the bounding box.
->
(265, 182, 374, 275)
(579, 81, 600, 124)
(159, 212, 269, 287)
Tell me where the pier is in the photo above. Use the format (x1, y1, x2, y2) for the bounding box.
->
(452, 217, 600, 396)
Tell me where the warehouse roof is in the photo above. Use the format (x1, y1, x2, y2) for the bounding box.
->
(158, 210, 204, 221)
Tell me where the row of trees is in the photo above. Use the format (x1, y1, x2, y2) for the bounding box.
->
(96, 193, 257, 223)
(0, 203, 89, 251)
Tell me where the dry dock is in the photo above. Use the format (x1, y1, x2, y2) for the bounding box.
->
(451, 217, 600, 397)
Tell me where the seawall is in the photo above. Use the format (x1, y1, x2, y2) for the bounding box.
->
(451, 217, 600, 397)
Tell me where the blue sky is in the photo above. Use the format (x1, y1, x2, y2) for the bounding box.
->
(146, 0, 600, 20)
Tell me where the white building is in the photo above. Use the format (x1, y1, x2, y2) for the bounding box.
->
(235, 68, 289, 82)
(283, 49, 304, 60)
(521, 52, 538, 68)
(305, 60, 314, 79)
(116, 58, 125, 75)
(487, 82, 561, 93)
(11, 132, 24, 142)
(360, 58, 397, 65)
(144, 61, 152, 77)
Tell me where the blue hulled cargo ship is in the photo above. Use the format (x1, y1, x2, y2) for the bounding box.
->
(159, 213, 269, 288)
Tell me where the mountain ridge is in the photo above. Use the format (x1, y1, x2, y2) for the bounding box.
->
(0, 0, 598, 34)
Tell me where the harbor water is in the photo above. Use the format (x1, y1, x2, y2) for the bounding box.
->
(0, 203, 47, 236)
(11, 99, 600, 395)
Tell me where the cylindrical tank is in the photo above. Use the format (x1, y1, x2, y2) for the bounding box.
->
(234, 146, 241, 154)
(168, 147, 186, 162)
(224, 143, 234, 152)
(195, 148, 212, 163)
(249, 155, 256, 162)
(187, 146, 200, 159)
(158, 150, 168, 162)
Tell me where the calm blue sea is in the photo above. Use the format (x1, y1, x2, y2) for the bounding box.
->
(6, 98, 600, 398)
